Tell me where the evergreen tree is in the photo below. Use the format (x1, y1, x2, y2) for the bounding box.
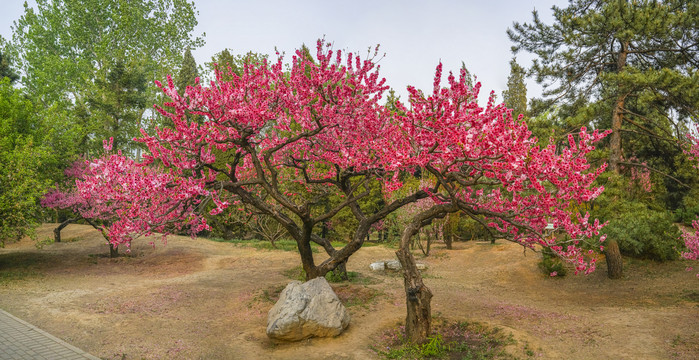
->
(509, 0, 699, 279)
(88, 60, 147, 152)
(508, 0, 699, 172)
(0, 50, 19, 84)
(208, 49, 267, 81)
(176, 47, 199, 93)
(502, 57, 527, 120)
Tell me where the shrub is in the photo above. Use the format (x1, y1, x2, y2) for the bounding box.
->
(604, 204, 683, 261)
(538, 247, 568, 277)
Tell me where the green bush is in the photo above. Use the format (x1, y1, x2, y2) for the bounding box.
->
(538, 247, 567, 277)
(604, 204, 682, 261)
(674, 187, 699, 226)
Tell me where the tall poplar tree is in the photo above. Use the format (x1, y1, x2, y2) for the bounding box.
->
(176, 48, 199, 93)
(8, 0, 204, 153)
(502, 57, 527, 120)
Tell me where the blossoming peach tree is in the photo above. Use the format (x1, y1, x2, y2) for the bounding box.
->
(42, 138, 208, 257)
(129, 41, 427, 278)
(77, 41, 609, 342)
(387, 64, 609, 342)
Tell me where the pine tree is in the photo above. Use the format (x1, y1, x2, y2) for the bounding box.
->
(208, 49, 267, 81)
(88, 60, 147, 152)
(508, 0, 699, 279)
(502, 57, 527, 120)
(509, 0, 699, 172)
(0, 50, 19, 84)
(176, 48, 199, 93)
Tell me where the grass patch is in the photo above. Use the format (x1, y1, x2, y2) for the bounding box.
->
(332, 284, 382, 308)
(0, 270, 42, 285)
(0, 253, 46, 285)
(282, 266, 306, 281)
(255, 284, 287, 304)
(372, 319, 523, 360)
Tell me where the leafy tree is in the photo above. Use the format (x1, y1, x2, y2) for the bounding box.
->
(502, 57, 527, 120)
(88, 60, 148, 152)
(508, 0, 699, 278)
(8, 0, 204, 152)
(388, 64, 607, 342)
(0, 78, 51, 246)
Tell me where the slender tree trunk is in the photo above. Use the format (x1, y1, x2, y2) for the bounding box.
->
(53, 218, 76, 243)
(444, 221, 453, 250)
(397, 222, 433, 344)
(609, 41, 629, 173)
(604, 238, 623, 279)
(109, 243, 119, 258)
(605, 41, 628, 278)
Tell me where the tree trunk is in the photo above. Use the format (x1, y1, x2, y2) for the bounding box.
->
(53, 218, 76, 243)
(109, 243, 119, 258)
(609, 41, 629, 173)
(444, 224, 452, 250)
(604, 238, 623, 279)
(397, 222, 433, 344)
(298, 235, 319, 280)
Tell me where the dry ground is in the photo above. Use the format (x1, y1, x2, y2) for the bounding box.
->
(0, 224, 697, 359)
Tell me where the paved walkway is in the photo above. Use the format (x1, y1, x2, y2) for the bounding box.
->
(0, 309, 100, 360)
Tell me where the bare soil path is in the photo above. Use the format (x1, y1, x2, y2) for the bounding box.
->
(1, 224, 697, 359)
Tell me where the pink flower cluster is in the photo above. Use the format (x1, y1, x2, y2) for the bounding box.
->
(387, 64, 609, 274)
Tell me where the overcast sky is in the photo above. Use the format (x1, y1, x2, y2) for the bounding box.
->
(1, 0, 567, 102)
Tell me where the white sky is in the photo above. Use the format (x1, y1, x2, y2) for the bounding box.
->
(0, 0, 567, 102)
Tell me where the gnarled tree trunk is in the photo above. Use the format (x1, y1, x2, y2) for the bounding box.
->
(53, 218, 77, 243)
(109, 243, 119, 258)
(604, 238, 623, 279)
(397, 221, 433, 344)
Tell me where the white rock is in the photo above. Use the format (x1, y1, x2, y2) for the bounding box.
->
(266, 277, 350, 341)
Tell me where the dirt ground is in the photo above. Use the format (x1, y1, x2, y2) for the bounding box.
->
(1, 224, 697, 359)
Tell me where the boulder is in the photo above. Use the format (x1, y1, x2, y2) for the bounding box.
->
(266, 277, 350, 341)
(369, 259, 427, 271)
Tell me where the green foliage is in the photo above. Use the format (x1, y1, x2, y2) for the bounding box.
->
(0, 78, 52, 246)
(604, 204, 682, 261)
(8, 0, 203, 154)
(176, 47, 199, 93)
(0, 47, 19, 83)
(510, 0, 699, 211)
(502, 57, 527, 120)
(675, 187, 699, 225)
(591, 173, 684, 262)
(420, 334, 448, 358)
(374, 320, 518, 360)
(207, 49, 268, 81)
(538, 247, 568, 277)
(88, 60, 148, 152)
